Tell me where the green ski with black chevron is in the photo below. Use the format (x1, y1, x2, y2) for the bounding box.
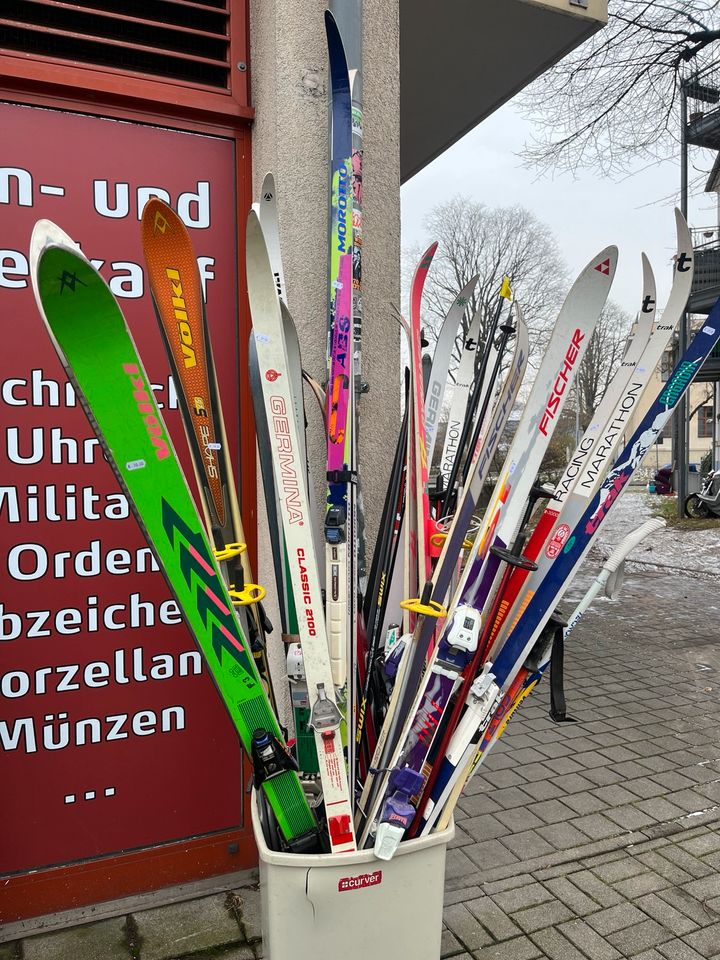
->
(30, 224, 318, 852)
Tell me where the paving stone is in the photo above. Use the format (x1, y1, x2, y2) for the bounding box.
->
(683, 922, 720, 958)
(441, 928, 463, 958)
(583, 767, 627, 787)
(587, 903, 648, 936)
(543, 876, 603, 916)
(494, 807, 544, 834)
(443, 904, 494, 952)
(482, 768, 529, 790)
(612, 870, 671, 899)
(465, 895, 522, 942)
(133, 895, 243, 960)
(563, 792, 610, 816)
(518, 780, 567, 802)
(635, 849, 695, 885)
(465, 838, 519, 871)
(482, 874, 536, 896)
(665, 789, 716, 814)
(449, 824, 477, 848)
(445, 885, 484, 905)
(499, 829, 555, 860)
(23, 918, 130, 960)
(679, 833, 720, 857)
(193, 948, 254, 960)
(606, 918, 673, 956)
(530, 800, 577, 825)
(638, 756, 680, 774)
(575, 752, 615, 770)
(536, 822, 590, 850)
(682, 874, 720, 902)
(634, 893, 699, 936)
(659, 844, 716, 878)
(651, 771, 697, 792)
(551, 773, 596, 794)
(568, 870, 624, 908)
(232, 886, 261, 943)
(461, 813, 510, 842)
(491, 881, 554, 914)
(469, 936, 542, 959)
(557, 918, 622, 959)
(590, 856, 647, 885)
(458, 792, 503, 817)
(572, 813, 625, 841)
(656, 939, 710, 960)
(446, 847, 482, 880)
(656, 886, 720, 927)
(518, 762, 558, 783)
(529, 927, 589, 960)
(513, 901, 575, 935)
(591, 784, 640, 806)
(611, 761, 657, 781)
(491, 786, 536, 810)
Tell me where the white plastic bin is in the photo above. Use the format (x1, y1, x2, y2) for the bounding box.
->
(251, 793, 454, 960)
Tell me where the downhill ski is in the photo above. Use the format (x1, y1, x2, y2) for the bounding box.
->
(140, 198, 277, 709)
(30, 223, 318, 852)
(246, 209, 357, 853)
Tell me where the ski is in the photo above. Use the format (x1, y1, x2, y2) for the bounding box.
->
(425, 277, 479, 469)
(356, 307, 528, 840)
(368, 246, 615, 853)
(487, 210, 691, 654)
(437, 307, 484, 494)
(324, 8, 354, 681)
(399, 243, 438, 635)
(247, 209, 357, 852)
(423, 300, 720, 833)
(140, 199, 277, 710)
(441, 277, 512, 517)
(30, 223, 318, 852)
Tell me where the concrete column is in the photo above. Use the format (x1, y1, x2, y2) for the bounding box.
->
(249, 0, 401, 718)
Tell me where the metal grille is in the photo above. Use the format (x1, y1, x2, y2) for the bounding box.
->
(0, 0, 231, 90)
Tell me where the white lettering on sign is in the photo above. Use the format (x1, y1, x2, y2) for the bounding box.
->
(0, 594, 183, 641)
(0, 706, 186, 755)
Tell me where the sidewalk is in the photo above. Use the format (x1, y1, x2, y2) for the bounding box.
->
(4, 494, 719, 959)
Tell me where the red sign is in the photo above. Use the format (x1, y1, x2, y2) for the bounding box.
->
(0, 102, 247, 875)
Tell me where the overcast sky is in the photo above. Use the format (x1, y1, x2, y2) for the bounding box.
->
(401, 99, 718, 317)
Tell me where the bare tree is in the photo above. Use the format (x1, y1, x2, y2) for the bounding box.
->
(520, 1, 720, 176)
(404, 197, 569, 376)
(574, 300, 633, 430)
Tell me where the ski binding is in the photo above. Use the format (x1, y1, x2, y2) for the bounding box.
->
(374, 767, 426, 861)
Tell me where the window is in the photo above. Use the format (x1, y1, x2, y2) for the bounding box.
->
(698, 405, 714, 439)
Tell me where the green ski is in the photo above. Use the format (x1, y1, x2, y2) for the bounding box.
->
(30, 222, 319, 852)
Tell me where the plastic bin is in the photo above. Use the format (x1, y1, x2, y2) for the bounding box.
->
(251, 792, 454, 960)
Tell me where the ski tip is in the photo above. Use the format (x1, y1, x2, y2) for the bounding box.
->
(587, 245, 618, 283)
(260, 171, 276, 201)
(674, 208, 691, 252)
(29, 219, 82, 278)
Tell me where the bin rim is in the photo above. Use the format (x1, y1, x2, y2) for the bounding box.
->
(251, 789, 455, 868)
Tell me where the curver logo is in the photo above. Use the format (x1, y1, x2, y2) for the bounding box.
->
(338, 870, 383, 893)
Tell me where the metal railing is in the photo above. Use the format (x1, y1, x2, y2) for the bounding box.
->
(690, 226, 720, 306)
